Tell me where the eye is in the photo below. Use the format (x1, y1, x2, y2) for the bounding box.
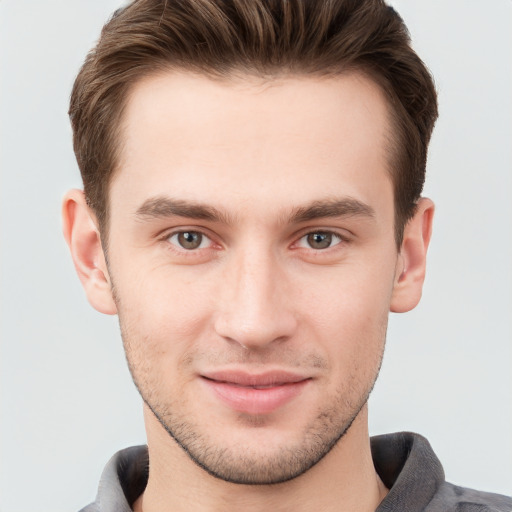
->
(297, 231, 344, 250)
(168, 231, 211, 250)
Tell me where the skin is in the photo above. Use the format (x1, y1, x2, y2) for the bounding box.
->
(63, 71, 434, 512)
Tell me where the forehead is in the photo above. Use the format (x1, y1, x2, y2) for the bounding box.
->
(112, 71, 393, 222)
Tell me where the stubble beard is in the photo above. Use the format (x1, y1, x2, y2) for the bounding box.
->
(141, 382, 372, 485)
(114, 300, 386, 485)
(124, 353, 383, 484)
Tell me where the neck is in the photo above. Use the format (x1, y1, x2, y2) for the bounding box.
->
(133, 404, 387, 512)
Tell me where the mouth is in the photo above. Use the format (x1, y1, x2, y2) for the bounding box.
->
(200, 370, 312, 415)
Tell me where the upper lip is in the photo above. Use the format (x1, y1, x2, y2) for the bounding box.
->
(201, 370, 310, 387)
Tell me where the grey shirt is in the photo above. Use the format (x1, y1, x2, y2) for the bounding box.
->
(80, 432, 512, 511)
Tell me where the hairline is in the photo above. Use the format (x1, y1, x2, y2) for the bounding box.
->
(97, 65, 412, 252)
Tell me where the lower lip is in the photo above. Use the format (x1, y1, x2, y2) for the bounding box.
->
(202, 378, 310, 415)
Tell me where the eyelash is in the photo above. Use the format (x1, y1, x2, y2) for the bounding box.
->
(167, 231, 212, 250)
(161, 228, 350, 254)
(161, 229, 218, 256)
(294, 231, 347, 250)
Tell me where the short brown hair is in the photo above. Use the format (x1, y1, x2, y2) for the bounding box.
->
(69, 0, 438, 244)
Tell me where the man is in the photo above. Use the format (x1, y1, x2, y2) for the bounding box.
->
(62, 0, 511, 510)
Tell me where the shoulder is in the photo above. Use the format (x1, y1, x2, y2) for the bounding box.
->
(78, 445, 149, 512)
(78, 504, 99, 512)
(426, 482, 512, 512)
(372, 432, 511, 512)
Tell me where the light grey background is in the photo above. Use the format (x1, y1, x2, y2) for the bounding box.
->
(1, 1, 511, 511)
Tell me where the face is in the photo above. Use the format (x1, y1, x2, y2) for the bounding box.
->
(104, 71, 402, 484)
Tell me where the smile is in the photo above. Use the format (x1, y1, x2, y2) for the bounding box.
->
(200, 371, 311, 415)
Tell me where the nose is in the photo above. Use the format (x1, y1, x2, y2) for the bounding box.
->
(214, 248, 298, 350)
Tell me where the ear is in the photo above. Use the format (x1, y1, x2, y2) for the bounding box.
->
(62, 189, 117, 315)
(390, 197, 434, 313)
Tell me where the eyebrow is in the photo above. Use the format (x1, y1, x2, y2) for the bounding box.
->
(288, 198, 375, 223)
(135, 196, 375, 225)
(135, 197, 235, 224)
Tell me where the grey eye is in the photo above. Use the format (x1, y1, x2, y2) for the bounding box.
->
(306, 232, 333, 249)
(173, 231, 204, 250)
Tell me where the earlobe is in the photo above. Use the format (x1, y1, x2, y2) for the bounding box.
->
(390, 198, 434, 313)
(62, 189, 117, 315)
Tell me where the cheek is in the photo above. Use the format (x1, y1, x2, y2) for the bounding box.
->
(298, 257, 394, 326)
(295, 260, 393, 369)
(112, 263, 217, 361)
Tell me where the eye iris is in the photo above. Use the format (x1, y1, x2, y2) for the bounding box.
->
(178, 231, 202, 249)
(307, 232, 332, 249)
